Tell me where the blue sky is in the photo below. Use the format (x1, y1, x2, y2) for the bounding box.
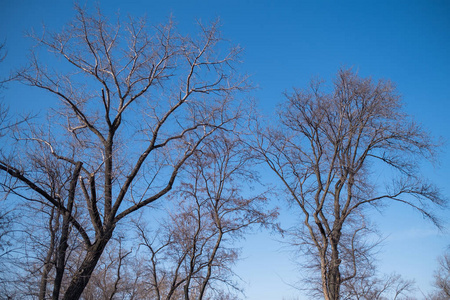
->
(1, 1, 449, 299)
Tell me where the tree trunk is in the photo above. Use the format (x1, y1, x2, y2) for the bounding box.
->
(328, 241, 341, 300)
(62, 234, 112, 300)
(39, 208, 58, 300)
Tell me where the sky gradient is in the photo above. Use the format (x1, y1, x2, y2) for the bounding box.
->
(1, 1, 449, 299)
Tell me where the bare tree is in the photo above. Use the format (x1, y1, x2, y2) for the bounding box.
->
(135, 132, 277, 300)
(342, 272, 415, 300)
(81, 236, 137, 300)
(0, 5, 247, 299)
(428, 250, 450, 300)
(255, 69, 445, 300)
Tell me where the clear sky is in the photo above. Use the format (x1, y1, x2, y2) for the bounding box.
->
(1, 1, 449, 299)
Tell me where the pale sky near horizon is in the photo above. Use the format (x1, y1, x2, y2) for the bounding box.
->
(1, 1, 449, 299)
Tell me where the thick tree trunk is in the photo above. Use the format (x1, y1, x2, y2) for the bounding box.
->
(62, 234, 112, 300)
(328, 241, 341, 300)
(328, 265, 341, 300)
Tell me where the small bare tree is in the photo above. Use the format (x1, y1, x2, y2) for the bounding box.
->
(0, 5, 247, 299)
(255, 69, 445, 300)
(428, 250, 450, 300)
(342, 272, 415, 300)
(135, 132, 277, 300)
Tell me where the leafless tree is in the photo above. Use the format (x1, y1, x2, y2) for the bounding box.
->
(134, 132, 277, 300)
(428, 250, 450, 300)
(341, 272, 415, 300)
(255, 69, 445, 300)
(0, 5, 247, 299)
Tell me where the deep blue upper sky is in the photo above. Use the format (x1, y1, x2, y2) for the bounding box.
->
(2, 1, 449, 129)
(1, 1, 449, 299)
